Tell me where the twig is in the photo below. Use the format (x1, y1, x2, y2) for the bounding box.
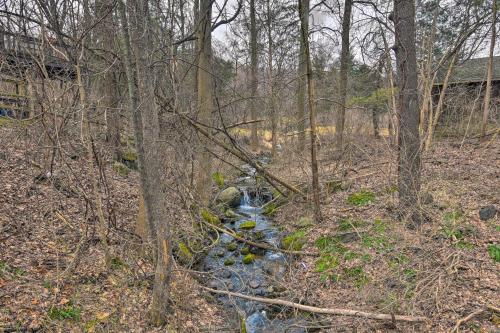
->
(201, 287, 428, 323)
(451, 305, 500, 333)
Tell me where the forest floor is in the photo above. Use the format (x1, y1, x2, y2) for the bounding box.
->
(0, 124, 498, 332)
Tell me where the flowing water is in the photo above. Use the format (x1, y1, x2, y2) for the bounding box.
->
(203, 164, 307, 332)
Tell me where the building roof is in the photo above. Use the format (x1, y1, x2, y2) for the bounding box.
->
(434, 56, 500, 86)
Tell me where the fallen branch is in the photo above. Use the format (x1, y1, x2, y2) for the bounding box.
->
(179, 113, 302, 195)
(451, 305, 500, 333)
(202, 287, 428, 323)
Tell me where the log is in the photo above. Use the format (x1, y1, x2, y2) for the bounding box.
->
(202, 287, 428, 323)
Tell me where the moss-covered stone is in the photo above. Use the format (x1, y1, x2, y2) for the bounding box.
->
(212, 172, 225, 189)
(217, 187, 242, 207)
(225, 209, 238, 218)
(112, 161, 130, 177)
(224, 258, 235, 266)
(122, 149, 137, 161)
(200, 208, 220, 225)
(177, 242, 193, 263)
(242, 254, 255, 264)
(239, 220, 256, 230)
(226, 242, 237, 251)
(281, 231, 307, 251)
(240, 246, 250, 255)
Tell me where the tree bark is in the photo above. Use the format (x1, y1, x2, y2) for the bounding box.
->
(96, 0, 121, 161)
(195, 0, 214, 206)
(267, 0, 277, 158)
(296, 1, 307, 153)
(127, 0, 172, 325)
(335, 0, 353, 149)
(299, 0, 321, 223)
(249, 0, 259, 151)
(481, 0, 497, 137)
(394, 0, 421, 226)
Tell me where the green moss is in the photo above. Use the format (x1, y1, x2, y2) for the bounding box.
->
(347, 190, 375, 206)
(344, 266, 368, 288)
(242, 254, 255, 264)
(48, 304, 81, 321)
(212, 172, 225, 189)
(200, 209, 220, 225)
(315, 236, 347, 254)
(224, 258, 235, 266)
(281, 231, 307, 251)
(110, 257, 126, 269)
(112, 162, 130, 177)
(240, 246, 250, 255)
(488, 244, 500, 263)
(263, 203, 276, 216)
(239, 220, 256, 230)
(338, 218, 366, 232)
(121, 149, 137, 161)
(226, 242, 237, 251)
(254, 231, 265, 240)
(225, 209, 237, 218)
(178, 242, 193, 262)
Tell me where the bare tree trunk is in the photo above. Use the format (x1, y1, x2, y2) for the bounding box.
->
(381, 30, 398, 143)
(296, 6, 307, 153)
(96, 0, 121, 161)
(335, 0, 353, 149)
(424, 52, 457, 151)
(195, 0, 214, 206)
(76, 64, 111, 268)
(267, 0, 277, 158)
(372, 109, 380, 138)
(299, 0, 321, 223)
(481, 0, 497, 137)
(393, 0, 421, 226)
(249, 0, 259, 151)
(127, 0, 172, 325)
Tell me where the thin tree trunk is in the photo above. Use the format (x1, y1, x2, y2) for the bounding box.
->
(296, 6, 307, 153)
(381, 30, 398, 143)
(76, 64, 111, 268)
(372, 109, 380, 138)
(299, 0, 321, 223)
(128, 0, 172, 325)
(481, 0, 497, 137)
(424, 52, 457, 151)
(195, 0, 214, 206)
(249, 0, 259, 151)
(96, 0, 121, 161)
(335, 0, 353, 149)
(394, 0, 421, 226)
(267, 0, 277, 158)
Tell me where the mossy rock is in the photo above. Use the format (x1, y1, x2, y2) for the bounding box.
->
(239, 220, 257, 230)
(225, 209, 238, 218)
(226, 242, 238, 251)
(253, 231, 265, 241)
(121, 149, 137, 161)
(200, 209, 220, 225)
(177, 242, 193, 263)
(281, 231, 307, 251)
(240, 246, 250, 255)
(242, 254, 255, 264)
(112, 162, 130, 177)
(217, 187, 242, 208)
(224, 258, 235, 266)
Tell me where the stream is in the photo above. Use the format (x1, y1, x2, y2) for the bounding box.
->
(203, 163, 307, 332)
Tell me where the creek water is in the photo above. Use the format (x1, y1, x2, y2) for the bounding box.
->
(203, 164, 307, 332)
